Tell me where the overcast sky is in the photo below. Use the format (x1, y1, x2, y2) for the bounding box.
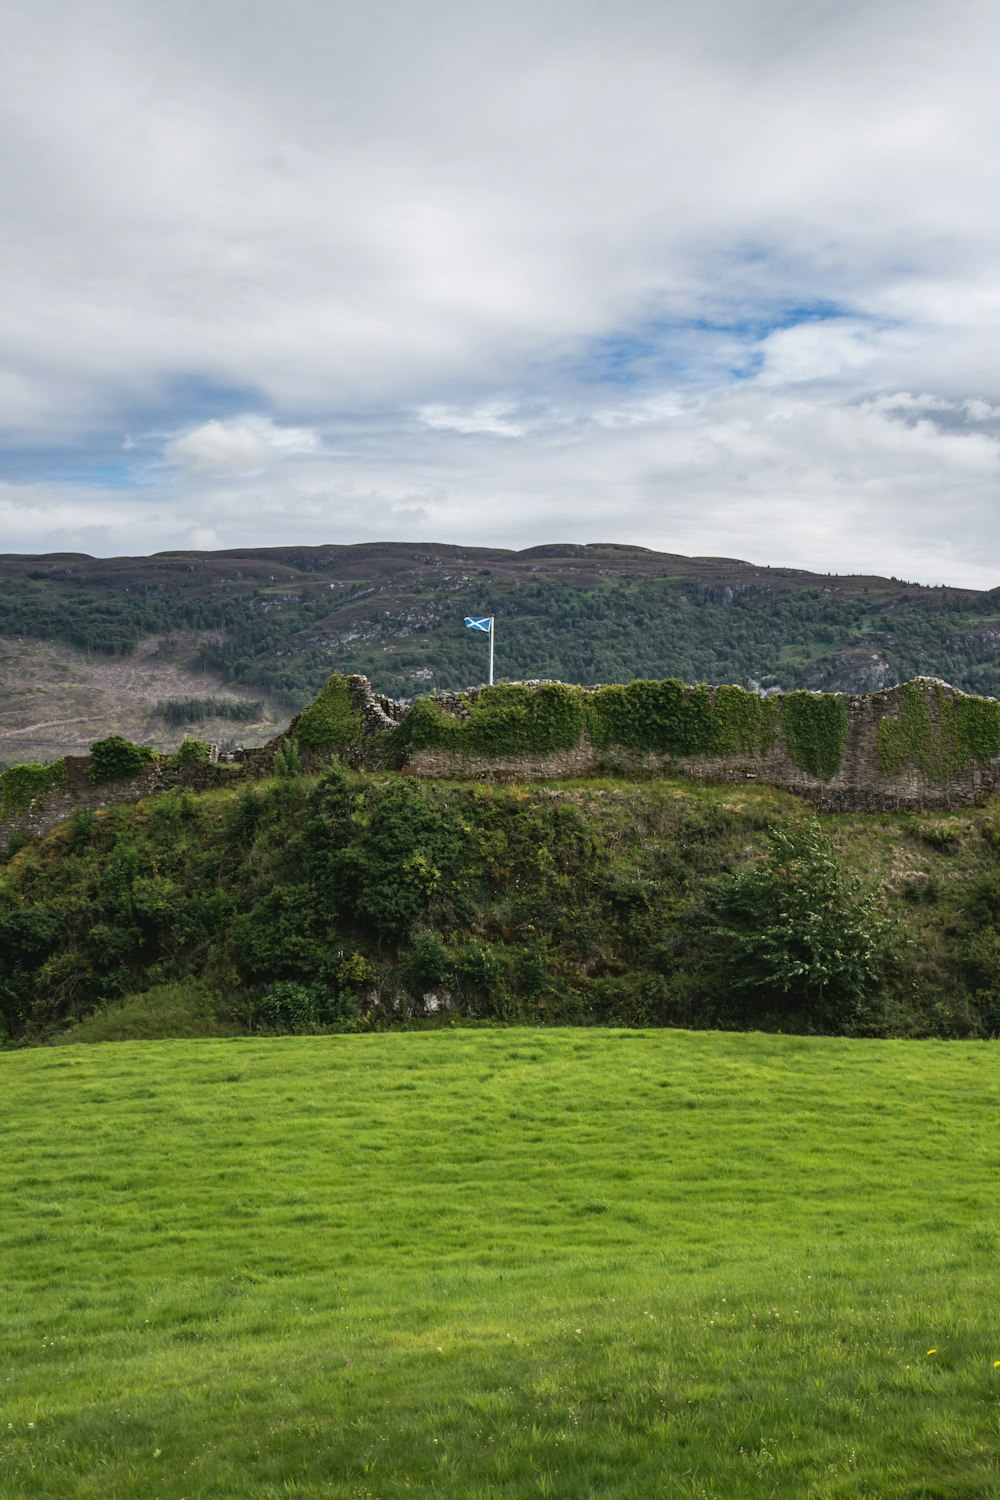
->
(2, 0, 999, 584)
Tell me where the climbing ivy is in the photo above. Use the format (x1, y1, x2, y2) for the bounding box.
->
(878, 681, 1000, 782)
(713, 685, 780, 756)
(0, 759, 69, 813)
(294, 675, 364, 754)
(953, 694, 1000, 767)
(781, 693, 849, 781)
(586, 679, 716, 755)
(397, 678, 796, 762)
(393, 683, 585, 758)
(464, 683, 585, 756)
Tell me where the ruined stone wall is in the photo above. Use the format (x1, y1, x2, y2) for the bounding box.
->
(402, 678, 1000, 811)
(4, 673, 1000, 849)
(0, 753, 249, 846)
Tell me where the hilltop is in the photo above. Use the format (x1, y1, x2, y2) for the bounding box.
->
(3, 541, 1000, 762)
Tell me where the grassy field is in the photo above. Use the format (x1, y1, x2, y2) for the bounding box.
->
(3, 1029, 1000, 1498)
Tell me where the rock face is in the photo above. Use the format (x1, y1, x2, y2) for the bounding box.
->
(3, 673, 1000, 849)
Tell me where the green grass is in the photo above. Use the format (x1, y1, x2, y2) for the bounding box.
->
(3, 1029, 1000, 1498)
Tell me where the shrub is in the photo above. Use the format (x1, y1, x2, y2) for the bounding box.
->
(703, 821, 887, 1027)
(172, 738, 214, 768)
(88, 736, 157, 784)
(255, 980, 325, 1033)
(272, 738, 303, 779)
(405, 931, 453, 993)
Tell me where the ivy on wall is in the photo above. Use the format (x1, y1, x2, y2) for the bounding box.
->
(780, 692, 849, 781)
(293, 676, 364, 754)
(391, 683, 585, 758)
(712, 685, 781, 756)
(878, 681, 1000, 782)
(396, 678, 788, 763)
(0, 759, 69, 813)
(954, 694, 1000, 765)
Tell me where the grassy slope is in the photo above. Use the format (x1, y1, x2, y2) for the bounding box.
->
(3, 1029, 999, 1499)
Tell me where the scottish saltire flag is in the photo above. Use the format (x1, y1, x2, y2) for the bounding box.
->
(464, 616, 492, 632)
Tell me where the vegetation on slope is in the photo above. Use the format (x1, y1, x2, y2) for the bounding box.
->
(3, 1029, 1000, 1498)
(4, 542, 1000, 713)
(3, 762, 1000, 1044)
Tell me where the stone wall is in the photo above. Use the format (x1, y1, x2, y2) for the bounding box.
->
(402, 678, 1000, 811)
(0, 753, 249, 846)
(4, 673, 1000, 849)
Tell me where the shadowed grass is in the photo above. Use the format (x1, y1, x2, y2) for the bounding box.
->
(2, 1029, 999, 1497)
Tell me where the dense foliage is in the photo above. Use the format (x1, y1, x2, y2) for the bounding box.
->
(704, 822, 887, 1024)
(878, 680, 1000, 779)
(87, 736, 158, 784)
(397, 679, 843, 777)
(780, 692, 849, 780)
(3, 764, 1000, 1045)
(0, 759, 68, 813)
(292, 675, 364, 755)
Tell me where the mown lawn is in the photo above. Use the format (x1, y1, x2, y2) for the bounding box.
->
(2, 1029, 999, 1498)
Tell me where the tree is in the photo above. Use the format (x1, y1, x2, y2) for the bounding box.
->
(704, 821, 887, 1027)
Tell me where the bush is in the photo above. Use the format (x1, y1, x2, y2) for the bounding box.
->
(272, 738, 303, 779)
(88, 736, 157, 784)
(172, 738, 214, 768)
(255, 980, 325, 1033)
(703, 821, 887, 1027)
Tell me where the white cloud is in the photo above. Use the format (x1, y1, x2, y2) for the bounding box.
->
(2, 1, 1000, 586)
(416, 401, 527, 438)
(165, 416, 321, 475)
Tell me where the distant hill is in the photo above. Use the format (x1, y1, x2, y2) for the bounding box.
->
(2, 541, 999, 761)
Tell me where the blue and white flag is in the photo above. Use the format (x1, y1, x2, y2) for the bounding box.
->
(464, 616, 492, 632)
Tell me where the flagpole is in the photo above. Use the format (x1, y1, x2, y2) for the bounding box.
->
(489, 617, 495, 685)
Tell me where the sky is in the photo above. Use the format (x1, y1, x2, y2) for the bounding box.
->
(2, 0, 1000, 585)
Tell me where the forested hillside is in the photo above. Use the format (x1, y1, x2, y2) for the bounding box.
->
(2, 543, 1000, 721)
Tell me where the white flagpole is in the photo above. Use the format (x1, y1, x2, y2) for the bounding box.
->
(489, 617, 495, 685)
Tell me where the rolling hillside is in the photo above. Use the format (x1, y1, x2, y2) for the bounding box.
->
(2, 542, 1000, 761)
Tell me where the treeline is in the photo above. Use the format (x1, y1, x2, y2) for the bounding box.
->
(156, 698, 263, 726)
(2, 764, 999, 1044)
